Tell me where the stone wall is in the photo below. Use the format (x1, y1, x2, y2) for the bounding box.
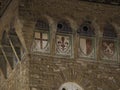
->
(22, 1, 120, 90)
(20, 0, 120, 26)
(0, 56, 30, 90)
(29, 55, 120, 90)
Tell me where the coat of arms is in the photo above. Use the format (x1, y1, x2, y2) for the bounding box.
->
(79, 38, 93, 56)
(32, 32, 49, 52)
(56, 35, 71, 55)
(102, 40, 115, 57)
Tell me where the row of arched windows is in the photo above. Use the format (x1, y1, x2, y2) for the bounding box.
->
(0, 19, 119, 79)
(31, 19, 119, 62)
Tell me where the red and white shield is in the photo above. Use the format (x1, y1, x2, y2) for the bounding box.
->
(80, 38, 93, 56)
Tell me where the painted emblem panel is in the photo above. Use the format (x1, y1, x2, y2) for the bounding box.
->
(56, 35, 72, 56)
(32, 32, 49, 53)
(101, 39, 117, 61)
(79, 37, 95, 58)
(102, 40, 115, 57)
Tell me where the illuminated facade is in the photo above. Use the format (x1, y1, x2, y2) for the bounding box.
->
(0, 0, 120, 90)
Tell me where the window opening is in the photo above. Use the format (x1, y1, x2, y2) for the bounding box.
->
(56, 21, 73, 56)
(101, 23, 118, 61)
(31, 20, 50, 53)
(77, 21, 95, 59)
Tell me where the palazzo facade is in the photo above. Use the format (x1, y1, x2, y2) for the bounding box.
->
(0, 0, 120, 90)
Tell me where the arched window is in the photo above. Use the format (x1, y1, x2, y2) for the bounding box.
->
(32, 20, 50, 53)
(101, 23, 118, 61)
(56, 21, 73, 56)
(77, 21, 95, 59)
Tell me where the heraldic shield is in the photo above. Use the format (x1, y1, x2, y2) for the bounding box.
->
(56, 35, 71, 56)
(79, 37, 94, 57)
(102, 39, 115, 58)
(32, 32, 49, 52)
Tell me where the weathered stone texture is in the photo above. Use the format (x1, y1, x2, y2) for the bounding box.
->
(29, 55, 120, 90)
(20, 0, 120, 25)
(0, 55, 30, 90)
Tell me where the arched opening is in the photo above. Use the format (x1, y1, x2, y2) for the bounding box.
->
(56, 20, 73, 56)
(31, 19, 50, 53)
(101, 23, 118, 61)
(77, 21, 95, 59)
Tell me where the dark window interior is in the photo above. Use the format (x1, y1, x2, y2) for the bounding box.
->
(77, 21, 95, 36)
(57, 21, 72, 34)
(103, 23, 117, 38)
(35, 20, 49, 31)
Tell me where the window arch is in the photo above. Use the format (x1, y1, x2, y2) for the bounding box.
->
(77, 21, 95, 59)
(101, 23, 118, 61)
(56, 21, 73, 56)
(31, 19, 50, 53)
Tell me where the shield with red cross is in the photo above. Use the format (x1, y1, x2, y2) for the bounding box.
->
(32, 32, 49, 52)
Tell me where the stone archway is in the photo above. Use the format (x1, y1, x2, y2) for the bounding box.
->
(59, 82, 83, 90)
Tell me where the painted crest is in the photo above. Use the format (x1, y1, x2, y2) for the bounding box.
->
(32, 32, 49, 52)
(79, 38, 93, 56)
(56, 35, 71, 55)
(102, 40, 115, 57)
